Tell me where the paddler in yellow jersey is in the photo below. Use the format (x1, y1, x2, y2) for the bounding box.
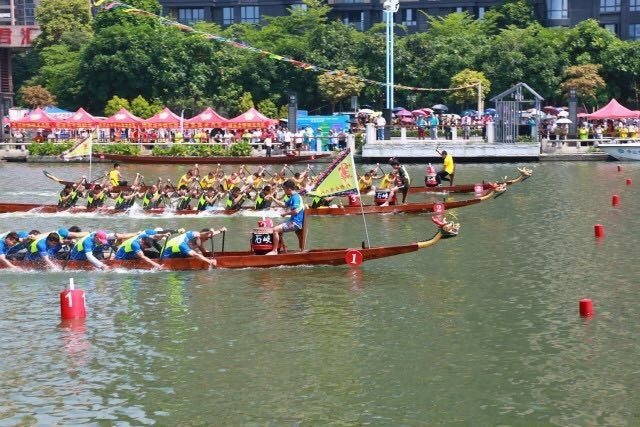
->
(379, 171, 396, 190)
(436, 149, 455, 184)
(200, 171, 217, 189)
(108, 163, 128, 187)
(177, 170, 196, 189)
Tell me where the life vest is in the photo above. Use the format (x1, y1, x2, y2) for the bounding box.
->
(142, 192, 152, 209)
(425, 163, 438, 187)
(109, 170, 120, 186)
(311, 196, 327, 209)
(255, 192, 272, 209)
(197, 195, 209, 211)
(114, 192, 129, 210)
(74, 234, 92, 253)
(29, 236, 47, 254)
(226, 194, 241, 209)
(58, 189, 78, 208)
(176, 195, 191, 211)
(163, 234, 187, 256)
(116, 234, 143, 254)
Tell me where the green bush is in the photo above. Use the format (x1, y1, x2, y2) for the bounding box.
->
(28, 142, 73, 156)
(152, 143, 231, 157)
(228, 141, 253, 157)
(94, 143, 141, 155)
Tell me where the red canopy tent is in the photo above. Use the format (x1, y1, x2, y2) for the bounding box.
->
(227, 107, 275, 129)
(102, 108, 143, 128)
(184, 107, 228, 129)
(142, 107, 182, 128)
(60, 108, 102, 129)
(10, 108, 57, 129)
(587, 99, 639, 119)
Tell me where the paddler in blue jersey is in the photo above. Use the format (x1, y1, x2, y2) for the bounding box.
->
(265, 179, 305, 254)
(160, 228, 227, 266)
(0, 232, 21, 270)
(69, 230, 110, 270)
(25, 232, 64, 270)
(115, 229, 169, 269)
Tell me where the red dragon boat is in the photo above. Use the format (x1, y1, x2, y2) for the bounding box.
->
(0, 219, 460, 271)
(407, 167, 532, 194)
(0, 188, 499, 217)
(99, 152, 331, 165)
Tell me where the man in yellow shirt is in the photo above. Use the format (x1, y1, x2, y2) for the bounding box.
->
(436, 150, 454, 185)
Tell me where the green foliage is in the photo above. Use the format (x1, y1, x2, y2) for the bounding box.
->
(448, 69, 490, 108)
(93, 143, 141, 155)
(28, 141, 73, 156)
(104, 96, 131, 116)
(35, 0, 92, 48)
(317, 66, 365, 113)
(238, 92, 254, 113)
(480, 0, 536, 35)
(278, 104, 289, 119)
(560, 64, 605, 102)
(130, 95, 162, 118)
(151, 143, 243, 157)
(228, 141, 254, 156)
(257, 99, 278, 118)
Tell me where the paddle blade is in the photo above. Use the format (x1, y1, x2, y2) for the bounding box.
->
(43, 170, 64, 183)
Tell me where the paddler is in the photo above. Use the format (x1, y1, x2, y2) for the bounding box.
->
(0, 232, 21, 270)
(254, 185, 274, 210)
(68, 230, 110, 270)
(58, 182, 85, 208)
(435, 149, 455, 184)
(200, 171, 217, 189)
(113, 187, 137, 211)
(197, 187, 220, 211)
(25, 232, 64, 270)
(387, 158, 410, 204)
(140, 183, 166, 210)
(175, 186, 197, 210)
(266, 179, 305, 255)
(160, 228, 227, 267)
(86, 185, 108, 209)
(225, 187, 247, 210)
(115, 229, 169, 269)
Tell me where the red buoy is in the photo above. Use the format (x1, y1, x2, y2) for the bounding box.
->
(612, 194, 620, 207)
(348, 194, 360, 206)
(617, 165, 622, 172)
(594, 224, 604, 238)
(579, 299, 594, 317)
(345, 249, 363, 266)
(60, 278, 86, 320)
(626, 178, 632, 186)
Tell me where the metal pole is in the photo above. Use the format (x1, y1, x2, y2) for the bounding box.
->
(390, 11, 394, 111)
(385, 10, 391, 109)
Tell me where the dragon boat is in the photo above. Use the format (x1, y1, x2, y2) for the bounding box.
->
(99, 152, 331, 165)
(0, 218, 460, 271)
(407, 167, 533, 194)
(0, 188, 500, 217)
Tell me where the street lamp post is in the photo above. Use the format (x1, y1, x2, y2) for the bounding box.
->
(568, 87, 577, 137)
(383, 0, 399, 140)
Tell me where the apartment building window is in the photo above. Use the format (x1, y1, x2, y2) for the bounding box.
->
(603, 23, 617, 34)
(402, 9, 416, 27)
(241, 6, 260, 24)
(456, 7, 463, 13)
(600, 0, 620, 13)
(342, 11, 364, 31)
(223, 7, 234, 26)
(478, 7, 485, 18)
(178, 8, 204, 25)
(291, 3, 307, 12)
(630, 24, 640, 39)
(631, 0, 640, 11)
(546, 0, 568, 19)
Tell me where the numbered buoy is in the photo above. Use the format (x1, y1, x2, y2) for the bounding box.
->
(60, 278, 86, 320)
(579, 299, 594, 317)
(612, 194, 620, 207)
(433, 202, 445, 215)
(345, 249, 363, 266)
(348, 194, 360, 206)
(626, 178, 632, 186)
(473, 184, 484, 195)
(594, 224, 604, 238)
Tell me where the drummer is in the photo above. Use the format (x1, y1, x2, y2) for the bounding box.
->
(266, 179, 305, 255)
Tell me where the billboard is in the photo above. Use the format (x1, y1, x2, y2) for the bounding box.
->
(0, 26, 41, 47)
(296, 115, 350, 132)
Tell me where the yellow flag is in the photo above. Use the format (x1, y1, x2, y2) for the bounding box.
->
(308, 148, 358, 197)
(61, 132, 93, 160)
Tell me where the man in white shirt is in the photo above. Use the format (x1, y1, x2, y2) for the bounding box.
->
(375, 115, 386, 140)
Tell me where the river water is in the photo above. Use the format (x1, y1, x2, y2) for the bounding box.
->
(0, 161, 638, 425)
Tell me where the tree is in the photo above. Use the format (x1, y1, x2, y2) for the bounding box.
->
(35, 0, 92, 47)
(238, 92, 254, 113)
(130, 95, 162, 118)
(104, 96, 130, 116)
(448, 69, 491, 108)
(559, 64, 605, 102)
(480, 0, 537, 35)
(278, 104, 289, 119)
(317, 67, 365, 113)
(257, 99, 278, 118)
(18, 85, 56, 108)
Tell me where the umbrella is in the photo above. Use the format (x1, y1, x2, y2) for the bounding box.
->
(392, 106, 406, 113)
(396, 109, 413, 117)
(557, 110, 569, 117)
(543, 106, 559, 114)
(484, 108, 497, 115)
(461, 109, 477, 117)
(411, 109, 426, 116)
(432, 104, 448, 112)
(400, 117, 414, 123)
(556, 118, 572, 124)
(360, 104, 373, 109)
(421, 108, 434, 114)
(358, 108, 374, 114)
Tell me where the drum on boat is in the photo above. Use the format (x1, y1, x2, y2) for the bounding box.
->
(425, 163, 438, 187)
(374, 189, 395, 205)
(251, 227, 276, 254)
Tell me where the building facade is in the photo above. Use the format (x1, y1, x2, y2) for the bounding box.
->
(159, 0, 640, 40)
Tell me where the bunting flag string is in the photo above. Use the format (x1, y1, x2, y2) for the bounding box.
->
(103, 2, 479, 93)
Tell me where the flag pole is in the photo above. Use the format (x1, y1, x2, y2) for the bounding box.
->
(88, 127, 96, 181)
(348, 149, 371, 248)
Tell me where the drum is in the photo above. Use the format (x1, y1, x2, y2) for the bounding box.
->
(251, 227, 275, 254)
(374, 189, 396, 205)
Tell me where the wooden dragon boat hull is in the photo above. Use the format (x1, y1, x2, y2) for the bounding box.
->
(0, 231, 449, 271)
(100, 152, 331, 165)
(407, 168, 532, 194)
(0, 189, 497, 216)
